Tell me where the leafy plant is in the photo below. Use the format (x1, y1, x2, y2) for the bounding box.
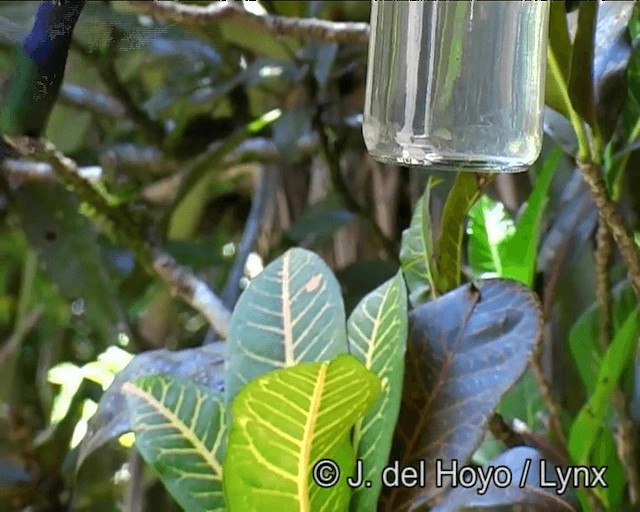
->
(0, 1, 639, 511)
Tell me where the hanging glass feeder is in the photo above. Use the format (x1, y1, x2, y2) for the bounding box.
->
(363, 0, 550, 173)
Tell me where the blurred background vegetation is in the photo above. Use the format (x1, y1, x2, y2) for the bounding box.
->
(0, 1, 639, 510)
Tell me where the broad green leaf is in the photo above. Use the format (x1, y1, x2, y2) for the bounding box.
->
(347, 273, 408, 512)
(13, 181, 125, 346)
(467, 195, 514, 278)
(435, 173, 482, 293)
(400, 177, 441, 305)
(568, 2, 599, 130)
(546, 2, 573, 120)
(569, 308, 639, 466)
(123, 375, 227, 512)
(225, 248, 347, 403)
(382, 280, 542, 510)
(499, 148, 560, 286)
(223, 354, 381, 512)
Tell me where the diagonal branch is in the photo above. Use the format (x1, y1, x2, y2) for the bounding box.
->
(5, 137, 231, 338)
(579, 160, 640, 303)
(127, 1, 370, 44)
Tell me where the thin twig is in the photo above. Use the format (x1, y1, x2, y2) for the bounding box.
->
(60, 83, 126, 119)
(530, 322, 567, 446)
(71, 40, 165, 144)
(6, 137, 231, 338)
(221, 165, 279, 308)
(314, 115, 399, 260)
(128, 1, 370, 44)
(579, 160, 640, 303)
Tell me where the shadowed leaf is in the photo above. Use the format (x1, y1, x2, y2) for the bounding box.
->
(223, 354, 380, 512)
(381, 280, 542, 510)
(13, 181, 125, 346)
(569, 2, 599, 130)
(123, 375, 227, 512)
(400, 176, 440, 306)
(225, 247, 347, 403)
(436, 173, 482, 293)
(347, 272, 408, 512)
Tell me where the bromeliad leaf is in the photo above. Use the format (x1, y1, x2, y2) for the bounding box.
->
(381, 279, 542, 510)
(225, 248, 347, 403)
(400, 176, 440, 306)
(223, 354, 381, 512)
(499, 147, 560, 286)
(347, 272, 408, 512)
(123, 375, 227, 512)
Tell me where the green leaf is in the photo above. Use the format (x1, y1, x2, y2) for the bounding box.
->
(467, 195, 514, 278)
(568, 2, 599, 130)
(400, 177, 441, 305)
(546, 2, 574, 120)
(78, 343, 225, 469)
(223, 354, 381, 512)
(382, 280, 542, 510)
(225, 248, 347, 403)
(499, 148, 560, 286)
(123, 375, 227, 512)
(569, 308, 639, 466)
(435, 173, 482, 293)
(569, 283, 637, 395)
(347, 273, 408, 512)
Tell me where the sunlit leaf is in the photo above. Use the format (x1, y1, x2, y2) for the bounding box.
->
(223, 354, 380, 512)
(400, 176, 440, 305)
(123, 375, 227, 512)
(382, 279, 542, 510)
(347, 273, 407, 512)
(225, 248, 347, 403)
(467, 195, 514, 278)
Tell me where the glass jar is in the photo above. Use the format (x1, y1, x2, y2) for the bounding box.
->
(363, 0, 550, 173)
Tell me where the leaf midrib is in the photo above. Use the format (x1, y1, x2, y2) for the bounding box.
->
(123, 382, 224, 477)
(299, 364, 327, 512)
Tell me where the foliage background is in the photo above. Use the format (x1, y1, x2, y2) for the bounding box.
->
(0, 1, 639, 511)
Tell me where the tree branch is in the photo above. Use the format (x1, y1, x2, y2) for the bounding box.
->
(127, 1, 370, 44)
(5, 137, 231, 338)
